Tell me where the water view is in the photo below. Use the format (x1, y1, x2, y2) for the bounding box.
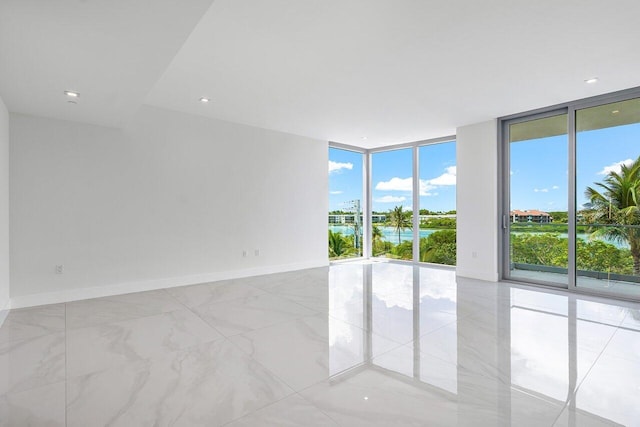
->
(328, 225, 434, 244)
(329, 224, 629, 249)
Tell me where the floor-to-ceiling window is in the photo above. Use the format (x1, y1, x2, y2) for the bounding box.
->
(371, 148, 413, 260)
(418, 141, 457, 265)
(329, 138, 457, 265)
(502, 88, 640, 300)
(328, 147, 364, 260)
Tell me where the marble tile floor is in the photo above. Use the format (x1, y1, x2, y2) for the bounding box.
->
(1, 261, 639, 426)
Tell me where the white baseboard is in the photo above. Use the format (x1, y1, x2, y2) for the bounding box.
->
(10, 260, 330, 309)
(0, 296, 9, 328)
(456, 269, 499, 283)
(0, 309, 8, 328)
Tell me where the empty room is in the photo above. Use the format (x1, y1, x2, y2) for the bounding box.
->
(1, 1, 640, 426)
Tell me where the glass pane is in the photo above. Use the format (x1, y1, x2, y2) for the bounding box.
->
(328, 147, 363, 260)
(576, 97, 640, 298)
(418, 141, 456, 265)
(371, 148, 413, 260)
(509, 114, 568, 285)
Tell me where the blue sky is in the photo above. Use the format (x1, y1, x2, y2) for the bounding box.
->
(512, 122, 640, 212)
(329, 141, 457, 213)
(328, 148, 363, 212)
(329, 121, 639, 214)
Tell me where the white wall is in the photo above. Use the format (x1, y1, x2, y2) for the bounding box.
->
(0, 96, 9, 310)
(456, 120, 499, 282)
(10, 106, 328, 306)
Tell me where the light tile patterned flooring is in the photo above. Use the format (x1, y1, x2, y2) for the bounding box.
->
(1, 261, 639, 426)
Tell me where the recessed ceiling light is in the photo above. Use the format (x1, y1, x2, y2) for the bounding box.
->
(64, 91, 80, 98)
(584, 77, 599, 84)
(612, 110, 620, 114)
(199, 97, 210, 103)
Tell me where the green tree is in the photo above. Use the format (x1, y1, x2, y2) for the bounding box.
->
(548, 211, 568, 223)
(510, 233, 634, 275)
(511, 233, 568, 267)
(420, 230, 456, 265)
(388, 205, 412, 244)
(420, 217, 456, 229)
(328, 230, 356, 259)
(584, 155, 640, 274)
(390, 230, 456, 264)
(372, 225, 394, 257)
(577, 239, 633, 275)
(391, 240, 412, 260)
(372, 224, 383, 242)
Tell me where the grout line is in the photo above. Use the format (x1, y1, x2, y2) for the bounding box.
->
(145, 286, 306, 426)
(553, 323, 622, 426)
(159, 287, 228, 341)
(294, 391, 343, 426)
(218, 340, 300, 425)
(161, 281, 314, 405)
(170, 295, 324, 340)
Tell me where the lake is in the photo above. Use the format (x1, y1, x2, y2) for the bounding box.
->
(328, 225, 629, 249)
(329, 225, 436, 244)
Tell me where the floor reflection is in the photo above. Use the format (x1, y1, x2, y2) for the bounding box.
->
(327, 260, 640, 426)
(2, 261, 638, 425)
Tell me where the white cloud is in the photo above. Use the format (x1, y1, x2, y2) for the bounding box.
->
(375, 177, 438, 196)
(419, 181, 438, 196)
(552, 185, 559, 190)
(534, 188, 549, 193)
(328, 160, 353, 174)
(375, 177, 412, 192)
(598, 159, 634, 175)
(374, 166, 455, 198)
(374, 195, 407, 203)
(329, 190, 343, 195)
(426, 166, 456, 186)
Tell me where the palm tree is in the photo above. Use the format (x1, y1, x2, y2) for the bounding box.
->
(328, 230, 355, 258)
(388, 205, 412, 244)
(585, 155, 640, 274)
(372, 224, 383, 242)
(371, 224, 385, 256)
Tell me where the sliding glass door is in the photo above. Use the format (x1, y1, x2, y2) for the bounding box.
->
(503, 89, 640, 299)
(507, 113, 568, 286)
(575, 97, 640, 298)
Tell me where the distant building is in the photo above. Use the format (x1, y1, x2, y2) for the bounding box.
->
(328, 214, 386, 224)
(419, 214, 456, 221)
(329, 213, 456, 224)
(510, 210, 551, 223)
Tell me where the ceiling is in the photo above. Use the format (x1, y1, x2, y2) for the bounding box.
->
(2, 0, 640, 148)
(0, 0, 215, 128)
